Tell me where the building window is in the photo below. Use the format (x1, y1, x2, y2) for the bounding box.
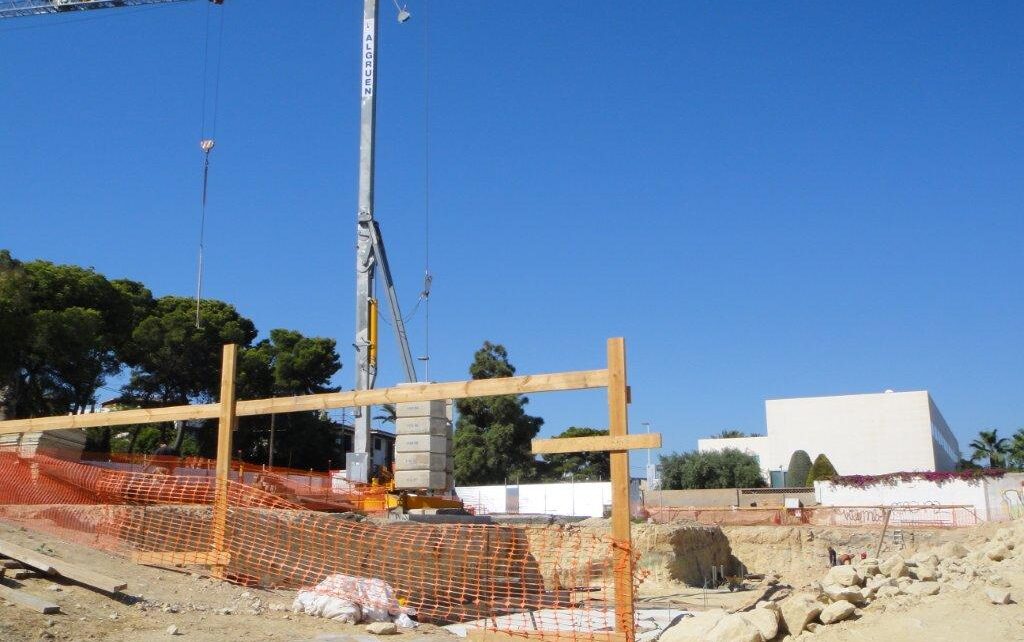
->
(374, 437, 382, 451)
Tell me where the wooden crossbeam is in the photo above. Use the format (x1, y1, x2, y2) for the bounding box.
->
(0, 583, 60, 614)
(0, 539, 125, 593)
(132, 551, 231, 566)
(0, 369, 609, 436)
(531, 433, 661, 455)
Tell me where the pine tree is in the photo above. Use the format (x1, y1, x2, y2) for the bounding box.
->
(452, 342, 544, 484)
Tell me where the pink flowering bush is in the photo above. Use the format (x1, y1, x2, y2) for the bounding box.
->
(829, 468, 1005, 489)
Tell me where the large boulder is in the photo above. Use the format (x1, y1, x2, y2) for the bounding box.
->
(904, 582, 941, 597)
(660, 611, 727, 642)
(912, 564, 938, 582)
(705, 613, 763, 642)
(824, 565, 862, 587)
(819, 600, 856, 625)
(739, 606, 779, 641)
(779, 594, 823, 636)
(823, 584, 866, 605)
(938, 542, 969, 559)
(876, 585, 901, 598)
(986, 544, 1011, 562)
(880, 555, 909, 579)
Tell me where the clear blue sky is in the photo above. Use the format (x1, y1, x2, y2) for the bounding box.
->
(2, 1, 1021, 473)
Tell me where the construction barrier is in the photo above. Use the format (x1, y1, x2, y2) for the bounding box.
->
(0, 448, 636, 639)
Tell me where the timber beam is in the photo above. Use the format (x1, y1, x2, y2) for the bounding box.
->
(531, 433, 661, 455)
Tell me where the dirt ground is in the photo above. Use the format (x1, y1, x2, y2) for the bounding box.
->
(0, 523, 449, 642)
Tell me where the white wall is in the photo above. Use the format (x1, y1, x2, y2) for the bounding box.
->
(767, 391, 942, 476)
(697, 436, 772, 479)
(815, 475, 1024, 521)
(456, 481, 642, 518)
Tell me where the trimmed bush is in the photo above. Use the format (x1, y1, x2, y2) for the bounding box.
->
(806, 453, 838, 485)
(786, 450, 812, 488)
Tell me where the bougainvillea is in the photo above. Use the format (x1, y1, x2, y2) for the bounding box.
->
(829, 468, 1005, 489)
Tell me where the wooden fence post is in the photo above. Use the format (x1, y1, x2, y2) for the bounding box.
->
(212, 344, 238, 578)
(606, 337, 634, 642)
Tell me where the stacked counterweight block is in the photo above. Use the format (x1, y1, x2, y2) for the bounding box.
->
(393, 399, 453, 490)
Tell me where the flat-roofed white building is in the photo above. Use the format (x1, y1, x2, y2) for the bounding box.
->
(699, 391, 960, 482)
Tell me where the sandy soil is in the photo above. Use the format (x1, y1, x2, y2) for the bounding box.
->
(0, 523, 448, 642)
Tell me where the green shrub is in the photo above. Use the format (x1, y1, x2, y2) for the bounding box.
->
(786, 450, 812, 488)
(806, 453, 838, 485)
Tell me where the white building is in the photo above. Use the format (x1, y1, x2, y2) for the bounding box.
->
(699, 391, 961, 483)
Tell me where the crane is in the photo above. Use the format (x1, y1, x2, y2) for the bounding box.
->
(0, 0, 218, 19)
(1, 0, 422, 485)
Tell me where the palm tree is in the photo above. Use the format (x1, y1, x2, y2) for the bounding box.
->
(1008, 429, 1024, 471)
(373, 404, 397, 426)
(969, 429, 1010, 468)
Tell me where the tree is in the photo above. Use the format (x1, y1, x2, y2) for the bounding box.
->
(453, 342, 544, 484)
(0, 253, 149, 420)
(713, 430, 747, 438)
(806, 453, 838, 484)
(373, 404, 397, 426)
(1007, 429, 1024, 471)
(241, 329, 341, 468)
(786, 450, 811, 489)
(541, 427, 610, 481)
(786, 450, 812, 488)
(119, 296, 260, 454)
(969, 429, 1010, 469)
(659, 449, 766, 489)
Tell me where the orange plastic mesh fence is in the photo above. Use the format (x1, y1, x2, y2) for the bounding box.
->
(0, 449, 638, 637)
(80, 451, 394, 513)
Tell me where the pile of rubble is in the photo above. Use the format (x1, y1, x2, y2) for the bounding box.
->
(660, 521, 1022, 642)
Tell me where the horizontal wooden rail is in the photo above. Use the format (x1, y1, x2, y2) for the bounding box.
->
(0, 369, 609, 436)
(531, 432, 661, 454)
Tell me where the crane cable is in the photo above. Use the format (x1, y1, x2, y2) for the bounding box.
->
(421, 0, 433, 381)
(194, 0, 226, 328)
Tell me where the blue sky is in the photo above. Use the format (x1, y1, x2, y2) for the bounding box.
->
(2, 1, 1021, 473)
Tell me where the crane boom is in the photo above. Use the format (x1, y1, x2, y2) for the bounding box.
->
(0, 0, 212, 20)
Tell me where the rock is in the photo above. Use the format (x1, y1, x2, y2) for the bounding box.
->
(268, 602, 289, 612)
(876, 586, 900, 598)
(109, 613, 118, 621)
(705, 614, 762, 642)
(366, 622, 398, 635)
(951, 579, 973, 591)
(866, 576, 895, 591)
(240, 591, 252, 599)
(166, 625, 180, 636)
(824, 565, 862, 587)
(904, 582, 941, 597)
(986, 544, 1010, 562)
(660, 611, 727, 642)
(823, 584, 866, 605)
(995, 527, 1015, 543)
(988, 574, 1011, 588)
(985, 587, 1012, 605)
(46, 584, 61, 592)
(216, 608, 232, 616)
(880, 555, 909, 579)
(819, 600, 857, 624)
(912, 565, 938, 581)
(938, 542, 969, 559)
(779, 594, 822, 636)
(806, 623, 822, 633)
(739, 607, 779, 641)
(860, 586, 876, 601)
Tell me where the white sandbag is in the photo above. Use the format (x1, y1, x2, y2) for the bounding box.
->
(291, 574, 410, 624)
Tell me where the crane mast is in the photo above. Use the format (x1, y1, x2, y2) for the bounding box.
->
(1, 0, 421, 483)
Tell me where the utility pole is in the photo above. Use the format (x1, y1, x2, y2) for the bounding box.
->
(352, 0, 380, 481)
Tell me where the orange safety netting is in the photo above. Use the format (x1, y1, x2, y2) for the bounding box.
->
(0, 448, 637, 638)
